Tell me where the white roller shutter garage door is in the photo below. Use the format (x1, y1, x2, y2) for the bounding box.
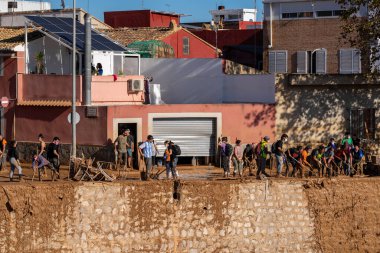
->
(153, 117, 216, 157)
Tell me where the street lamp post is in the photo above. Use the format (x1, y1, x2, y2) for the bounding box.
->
(71, 0, 77, 160)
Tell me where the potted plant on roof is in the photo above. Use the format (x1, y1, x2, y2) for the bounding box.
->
(35, 52, 45, 74)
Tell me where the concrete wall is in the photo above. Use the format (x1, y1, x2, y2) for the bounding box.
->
(275, 74, 380, 145)
(107, 104, 276, 144)
(15, 106, 108, 146)
(0, 179, 379, 252)
(17, 74, 82, 102)
(91, 75, 144, 105)
(127, 58, 275, 104)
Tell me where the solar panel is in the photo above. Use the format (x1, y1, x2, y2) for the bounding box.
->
(26, 16, 126, 52)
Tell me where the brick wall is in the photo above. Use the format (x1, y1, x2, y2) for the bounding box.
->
(263, 18, 366, 74)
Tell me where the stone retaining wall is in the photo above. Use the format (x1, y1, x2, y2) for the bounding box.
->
(0, 179, 379, 252)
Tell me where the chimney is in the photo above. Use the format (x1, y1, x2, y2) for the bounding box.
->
(83, 13, 92, 106)
(218, 5, 225, 10)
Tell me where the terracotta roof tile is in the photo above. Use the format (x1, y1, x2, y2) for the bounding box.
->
(99, 27, 177, 46)
(0, 27, 40, 52)
(17, 100, 73, 107)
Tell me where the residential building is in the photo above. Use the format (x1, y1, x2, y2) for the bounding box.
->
(101, 22, 218, 59)
(104, 10, 181, 29)
(191, 29, 263, 68)
(209, 5, 260, 30)
(0, 8, 112, 29)
(262, 0, 380, 151)
(263, 0, 368, 74)
(0, 0, 50, 13)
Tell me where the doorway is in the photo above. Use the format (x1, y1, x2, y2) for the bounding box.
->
(118, 123, 138, 169)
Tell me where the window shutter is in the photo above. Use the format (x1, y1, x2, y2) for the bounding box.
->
(340, 49, 352, 74)
(183, 37, 190, 55)
(269, 52, 276, 73)
(297, 51, 308, 73)
(315, 49, 326, 74)
(276, 51, 287, 73)
(352, 49, 361, 73)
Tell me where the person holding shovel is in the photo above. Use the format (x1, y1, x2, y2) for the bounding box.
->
(139, 135, 155, 180)
(351, 145, 364, 176)
(7, 140, 23, 182)
(301, 146, 313, 177)
(310, 145, 326, 178)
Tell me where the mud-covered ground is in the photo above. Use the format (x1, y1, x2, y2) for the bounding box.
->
(0, 162, 371, 183)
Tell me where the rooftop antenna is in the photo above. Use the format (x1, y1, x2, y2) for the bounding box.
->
(141, 0, 144, 9)
(61, 0, 66, 9)
(165, 3, 170, 12)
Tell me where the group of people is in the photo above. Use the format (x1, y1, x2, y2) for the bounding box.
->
(139, 135, 180, 180)
(220, 132, 366, 179)
(0, 134, 61, 182)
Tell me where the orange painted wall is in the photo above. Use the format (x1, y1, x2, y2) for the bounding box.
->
(162, 30, 217, 58)
(91, 75, 144, 104)
(107, 104, 275, 144)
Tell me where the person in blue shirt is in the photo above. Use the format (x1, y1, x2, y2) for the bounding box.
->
(351, 145, 365, 176)
(139, 135, 154, 180)
(96, 63, 103, 76)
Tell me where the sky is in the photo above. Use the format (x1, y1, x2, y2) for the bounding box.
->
(50, 0, 263, 22)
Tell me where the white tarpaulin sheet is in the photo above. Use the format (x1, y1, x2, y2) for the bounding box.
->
(125, 58, 275, 104)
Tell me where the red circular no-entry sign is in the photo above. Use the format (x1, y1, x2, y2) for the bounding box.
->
(1, 97, 9, 108)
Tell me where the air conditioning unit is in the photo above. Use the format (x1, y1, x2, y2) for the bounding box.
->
(128, 79, 144, 92)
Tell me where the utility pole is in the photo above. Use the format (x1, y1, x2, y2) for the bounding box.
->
(71, 0, 77, 160)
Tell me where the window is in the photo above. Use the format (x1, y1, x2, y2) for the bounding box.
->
(227, 14, 239, 20)
(316, 10, 344, 17)
(316, 11, 333, 17)
(350, 108, 376, 140)
(296, 50, 327, 74)
(297, 51, 308, 73)
(0, 57, 3, 76)
(298, 12, 313, 18)
(314, 49, 327, 74)
(183, 37, 190, 55)
(340, 49, 361, 74)
(268, 51, 287, 73)
(282, 12, 313, 19)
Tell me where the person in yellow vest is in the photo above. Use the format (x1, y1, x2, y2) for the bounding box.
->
(256, 136, 271, 179)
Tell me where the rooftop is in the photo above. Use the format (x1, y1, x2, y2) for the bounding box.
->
(0, 27, 39, 51)
(104, 9, 184, 17)
(100, 27, 177, 46)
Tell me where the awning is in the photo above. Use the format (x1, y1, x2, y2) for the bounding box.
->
(17, 100, 72, 107)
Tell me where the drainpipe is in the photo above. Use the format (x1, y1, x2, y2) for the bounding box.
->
(269, 2, 273, 48)
(84, 13, 92, 106)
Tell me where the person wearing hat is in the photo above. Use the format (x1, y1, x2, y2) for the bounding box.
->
(256, 136, 271, 179)
(139, 135, 155, 179)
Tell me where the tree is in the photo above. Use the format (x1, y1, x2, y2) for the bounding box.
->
(338, 0, 380, 73)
